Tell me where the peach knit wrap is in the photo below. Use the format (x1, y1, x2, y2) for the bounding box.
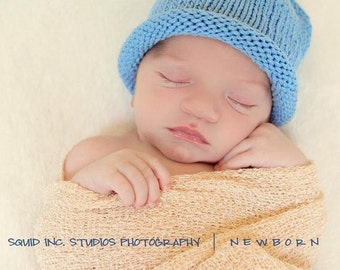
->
(35, 163, 326, 269)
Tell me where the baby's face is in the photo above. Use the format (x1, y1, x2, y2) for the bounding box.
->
(132, 35, 272, 164)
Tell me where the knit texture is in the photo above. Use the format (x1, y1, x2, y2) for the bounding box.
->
(35, 163, 325, 269)
(118, 0, 311, 126)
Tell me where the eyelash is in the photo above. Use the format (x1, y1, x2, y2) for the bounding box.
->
(159, 73, 190, 88)
(227, 96, 255, 110)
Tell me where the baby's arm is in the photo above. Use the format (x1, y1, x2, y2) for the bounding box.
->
(215, 123, 308, 170)
(64, 136, 119, 180)
(64, 136, 170, 208)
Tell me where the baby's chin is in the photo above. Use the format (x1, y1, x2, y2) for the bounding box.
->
(161, 145, 220, 164)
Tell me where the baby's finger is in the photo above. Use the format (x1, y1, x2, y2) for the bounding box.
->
(224, 139, 251, 162)
(107, 171, 135, 207)
(116, 160, 150, 208)
(130, 155, 161, 207)
(139, 153, 171, 192)
(217, 139, 251, 169)
(146, 177, 161, 207)
(221, 148, 267, 170)
(221, 150, 253, 169)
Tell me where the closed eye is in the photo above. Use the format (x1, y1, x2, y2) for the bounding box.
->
(227, 96, 256, 114)
(159, 73, 191, 88)
(228, 97, 255, 108)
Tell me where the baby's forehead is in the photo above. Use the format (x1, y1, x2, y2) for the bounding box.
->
(149, 39, 167, 53)
(145, 36, 269, 80)
(145, 38, 173, 58)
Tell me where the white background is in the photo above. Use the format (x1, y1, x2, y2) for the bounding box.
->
(1, 0, 339, 269)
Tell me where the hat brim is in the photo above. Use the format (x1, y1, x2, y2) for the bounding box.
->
(118, 9, 297, 126)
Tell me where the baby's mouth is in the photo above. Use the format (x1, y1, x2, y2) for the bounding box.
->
(168, 126, 209, 145)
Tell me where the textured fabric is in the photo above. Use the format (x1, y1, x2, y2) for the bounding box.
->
(117, 0, 311, 126)
(35, 163, 326, 269)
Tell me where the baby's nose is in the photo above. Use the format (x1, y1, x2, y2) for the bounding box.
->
(180, 93, 220, 123)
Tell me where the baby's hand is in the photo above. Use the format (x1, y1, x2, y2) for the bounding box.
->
(215, 123, 308, 170)
(71, 149, 171, 209)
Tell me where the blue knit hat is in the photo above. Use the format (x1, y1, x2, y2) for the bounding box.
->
(118, 0, 311, 126)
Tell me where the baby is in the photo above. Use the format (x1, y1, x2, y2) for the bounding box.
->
(64, 0, 311, 209)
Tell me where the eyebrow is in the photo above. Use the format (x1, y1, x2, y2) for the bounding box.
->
(239, 80, 271, 93)
(148, 50, 191, 72)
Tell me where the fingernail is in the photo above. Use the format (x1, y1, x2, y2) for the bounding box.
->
(147, 199, 159, 207)
(134, 203, 144, 210)
(163, 184, 171, 191)
(147, 203, 157, 208)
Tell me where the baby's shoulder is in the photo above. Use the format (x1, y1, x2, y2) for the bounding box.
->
(69, 135, 125, 160)
(76, 135, 124, 153)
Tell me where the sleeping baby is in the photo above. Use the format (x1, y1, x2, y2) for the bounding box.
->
(35, 0, 326, 269)
(64, 0, 309, 209)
